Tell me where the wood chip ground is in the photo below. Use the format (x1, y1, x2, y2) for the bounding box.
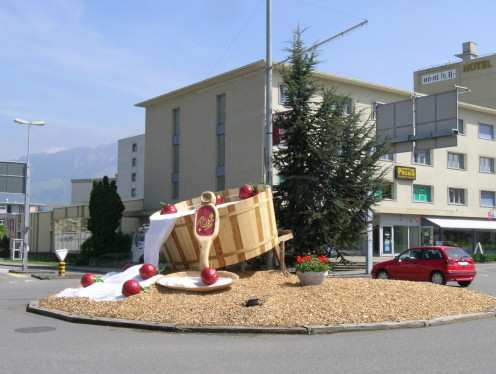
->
(39, 271, 496, 327)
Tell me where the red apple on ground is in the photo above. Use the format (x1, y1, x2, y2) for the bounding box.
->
(122, 279, 142, 297)
(201, 267, 219, 285)
(122, 263, 133, 271)
(81, 273, 101, 287)
(139, 263, 157, 279)
(160, 203, 177, 215)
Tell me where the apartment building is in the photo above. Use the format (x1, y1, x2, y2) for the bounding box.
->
(136, 60, 496, 256)
(116, 134, 145, 201)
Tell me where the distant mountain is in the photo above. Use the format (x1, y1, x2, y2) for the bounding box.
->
(11, 143, 117, 206)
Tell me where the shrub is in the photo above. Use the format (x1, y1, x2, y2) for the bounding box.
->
(471, 253, 496, 263)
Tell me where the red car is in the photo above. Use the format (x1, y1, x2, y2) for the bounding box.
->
(372, 246, 476, 287)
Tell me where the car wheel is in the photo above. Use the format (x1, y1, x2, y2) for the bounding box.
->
(376, 270, 389, 280)
(430, 271, 446, 285)
(457, 281, 472, 287)
(138, 255, 144, 264)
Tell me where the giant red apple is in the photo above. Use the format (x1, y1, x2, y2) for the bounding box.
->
(200, 267, 219, 285)
(160, 203, 177, 215)
(81, 273, 102, 288)
(122, 279, 142, 297)
(139, 263, 157, 280)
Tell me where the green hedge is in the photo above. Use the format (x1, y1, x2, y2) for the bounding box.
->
(471, 253, 496, 263)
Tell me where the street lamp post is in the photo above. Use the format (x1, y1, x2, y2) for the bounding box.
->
(14, 118, 45, 271)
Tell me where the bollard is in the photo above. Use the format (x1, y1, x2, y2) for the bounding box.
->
(58, 261, 66, 276)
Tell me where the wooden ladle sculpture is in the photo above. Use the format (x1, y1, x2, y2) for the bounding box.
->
(194, 191, 220, 270)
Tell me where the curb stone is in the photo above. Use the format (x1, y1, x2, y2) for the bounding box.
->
(26, 300, 496, 335)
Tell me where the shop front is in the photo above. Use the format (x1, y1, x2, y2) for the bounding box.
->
(376, 214, 496, 255)
(378, 214, 432, 256)
(423, 216, 496, 254)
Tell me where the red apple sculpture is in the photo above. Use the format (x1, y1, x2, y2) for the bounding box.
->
(122, 279, 143, 297)
(81, 273, 102, 287)
(160, 202, 177, 215)
(139, 263, 157, 280)
(200, 267, 219, 285)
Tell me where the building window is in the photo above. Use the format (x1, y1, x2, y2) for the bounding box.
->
(343, 98, 353, 115)
(217, 94, 226, 127)
(279, 85, 288, 104)
(172, 107, 180, 199)
(372, 102, 378, 120)
(480, 157, 495, 173)
(481, 191, 496, 207)
(217, 94, 226, 185)
(377, 183, 393, 200)
(132, 158, 137, 167)
(449, 188, 466, 205)
(132, 143, 137, 152)
(380, 153, 394, 161)
(479, 123, 494, 140)
(217, 133, 225, 167)
(131, 188, 136, 197)
(131, 173, 136, 182)
(413, 185, 432, 202)
(448, 152, 465, 170)
(458, 119, 465, 135)
(173, 144, 180, 173)
(172, 181, 179, 200)
(173, 108, 180, 137)
(413, 149, 431, 165)
(217, 175, 225, 192)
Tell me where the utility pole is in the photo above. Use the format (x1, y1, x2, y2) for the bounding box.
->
(264, 0, 273, 187)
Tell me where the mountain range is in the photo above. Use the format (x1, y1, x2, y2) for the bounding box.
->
(10, 143, 117, 206)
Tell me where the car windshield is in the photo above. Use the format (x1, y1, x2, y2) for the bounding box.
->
(444, 248, 470, 259)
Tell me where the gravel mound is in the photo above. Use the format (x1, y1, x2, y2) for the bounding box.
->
(39, 271, 496, 327)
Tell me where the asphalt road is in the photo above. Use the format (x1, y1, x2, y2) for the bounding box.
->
(1, 264, 495, 374)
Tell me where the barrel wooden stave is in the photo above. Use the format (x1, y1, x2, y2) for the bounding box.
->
(161, 185, 278, 270)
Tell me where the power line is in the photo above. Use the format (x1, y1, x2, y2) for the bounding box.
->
(207, 0, 265, 77)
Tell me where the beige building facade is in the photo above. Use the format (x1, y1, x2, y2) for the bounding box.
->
(136, 60, 496, 256)
(18, 56, 496, 260)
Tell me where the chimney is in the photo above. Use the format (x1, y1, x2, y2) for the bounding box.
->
(455, 41, 478, 61)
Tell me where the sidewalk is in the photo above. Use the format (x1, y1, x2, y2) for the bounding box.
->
(0, 261, 122, 279)
(1, 255, 385, 280)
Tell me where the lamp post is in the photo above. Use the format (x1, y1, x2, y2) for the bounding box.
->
(14, 118, 45, 271)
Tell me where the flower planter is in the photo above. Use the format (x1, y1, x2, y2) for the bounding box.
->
(296, 271, 328, 286)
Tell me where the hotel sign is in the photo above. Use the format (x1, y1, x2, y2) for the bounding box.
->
(395, 166, 416, 180)
(463, 59, 492, 73)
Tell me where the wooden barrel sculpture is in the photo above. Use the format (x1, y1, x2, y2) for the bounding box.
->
(156, 185, 279, 270)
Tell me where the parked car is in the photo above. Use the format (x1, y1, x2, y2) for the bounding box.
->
(371, 246, 476, 287)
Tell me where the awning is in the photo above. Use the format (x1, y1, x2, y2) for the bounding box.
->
(425, 217, 496, 230)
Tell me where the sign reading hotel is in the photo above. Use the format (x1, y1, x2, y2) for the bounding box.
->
(463, 59, 492, 72)
(394, 166, 416, 180)
(421, 69, 456, 85)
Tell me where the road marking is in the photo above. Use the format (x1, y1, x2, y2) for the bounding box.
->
(8, 273, 28, 278)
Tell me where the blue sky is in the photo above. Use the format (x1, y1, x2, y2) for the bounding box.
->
(2, 0, 495, 160)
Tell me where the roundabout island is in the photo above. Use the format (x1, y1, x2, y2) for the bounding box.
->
(31, 270, 496, 335)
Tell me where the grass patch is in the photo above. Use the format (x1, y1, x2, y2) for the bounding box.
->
(0, 258, 59, 266)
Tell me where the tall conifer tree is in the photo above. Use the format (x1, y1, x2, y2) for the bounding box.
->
(273, 27, 390, 254)
(87, 176, 125, 256)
